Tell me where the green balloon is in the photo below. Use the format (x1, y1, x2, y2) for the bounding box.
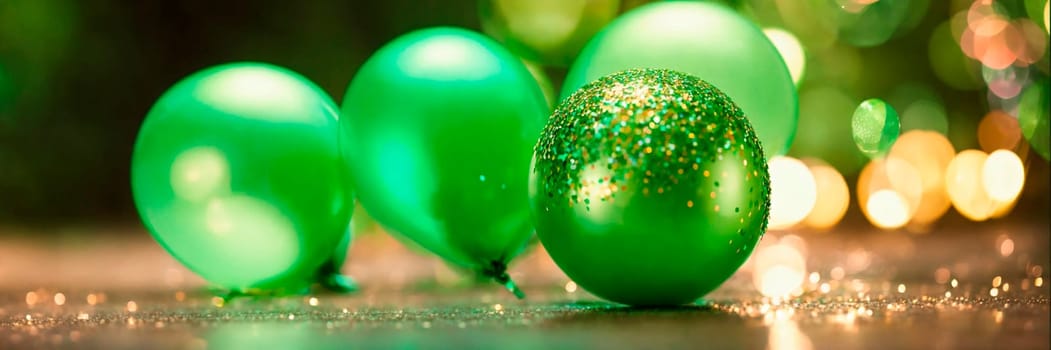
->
(1019, 79, 1050, 160)
(851, 98, 901, 159)
(478, 0, 621, 67)
(341, 27, 548, 295)
(131, 62, 353, 293)
(835, 0, 910, 47)
(316, 228, 358, 293)
(532, 69, 771, 306)
(562, 1, 798, 156)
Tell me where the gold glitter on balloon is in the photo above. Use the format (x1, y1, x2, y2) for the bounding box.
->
(531, 68, 771, 306)
(533, 69, 770, 236)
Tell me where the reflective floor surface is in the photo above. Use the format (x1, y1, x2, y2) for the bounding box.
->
(0, 213, 1047, 349)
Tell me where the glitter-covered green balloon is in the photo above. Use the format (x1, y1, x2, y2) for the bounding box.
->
(852, 98, 901, 159)
(530, 69, 771, 306)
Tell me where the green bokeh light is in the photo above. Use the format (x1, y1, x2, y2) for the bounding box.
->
(901, 99, 949, 135)
(0, 0, 76, 95)
(947, 110, 980, 151)
(789, 86, 866, 176)
(804, 45, 863, 91)
(0, 64, 13, 113)
(928, 21, 983, 91)
(1024, 0, 1048, 32)
(835, 0, 910, 47)
(888, 82, 949, 135)
(758, 0, 840, 51)
(1018, 79, 1050, 160)
(478, 0, 621, 67)
(892, 0, 931, 38)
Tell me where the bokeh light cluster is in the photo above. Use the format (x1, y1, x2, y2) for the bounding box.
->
(752, 0, 1049, 232)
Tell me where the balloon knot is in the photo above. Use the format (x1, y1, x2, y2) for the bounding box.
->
(316, 256, 358, 293)
(482, 260, 526, 300)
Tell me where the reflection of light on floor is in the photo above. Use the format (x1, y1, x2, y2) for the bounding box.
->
(25, 291, 38, 306)
(564, 281, 577, 293)
(766, 319, 813, 350)
(935, 267, 951, 284)
(751, 239, 807, 298)
(830, 266, 845, 281)
(996, 234, 1015, 257)
(759, 265, 806, 298)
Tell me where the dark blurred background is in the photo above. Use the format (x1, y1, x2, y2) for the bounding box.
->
(0, 0, 1047, 226)
(0, 0, 487, 223)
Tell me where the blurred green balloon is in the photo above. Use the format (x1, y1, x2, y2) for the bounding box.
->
(341, 27, 548, 295)
(1019, 79, 1050, 160)
(852, 98, 901, 159)
(532, 69, 770, 306)
(478, 0, 621, 67)
(1024, 0, 1048, 31)
(522, 59, 557, 109)
(131, 62, 354, 293)
(928, 21, 983, 91)
(834, 0, 910, 47)
(562, 1, 798, 156)
(888, 82, 949, 135)
(789, 86, 865, 176)
(891, 0, 930, 38)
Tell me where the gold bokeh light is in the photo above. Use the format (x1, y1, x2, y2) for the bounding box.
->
(945, 150, 997, 221)
(768, 156, 818, 230)
(886, 131, 956, 228)
(866, 189, 911, 229)
(801, 158, 850, 230)
(977, 110, 1022, 152)
(857, 156, 923, 229)
(982, 149, 1025, 203)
